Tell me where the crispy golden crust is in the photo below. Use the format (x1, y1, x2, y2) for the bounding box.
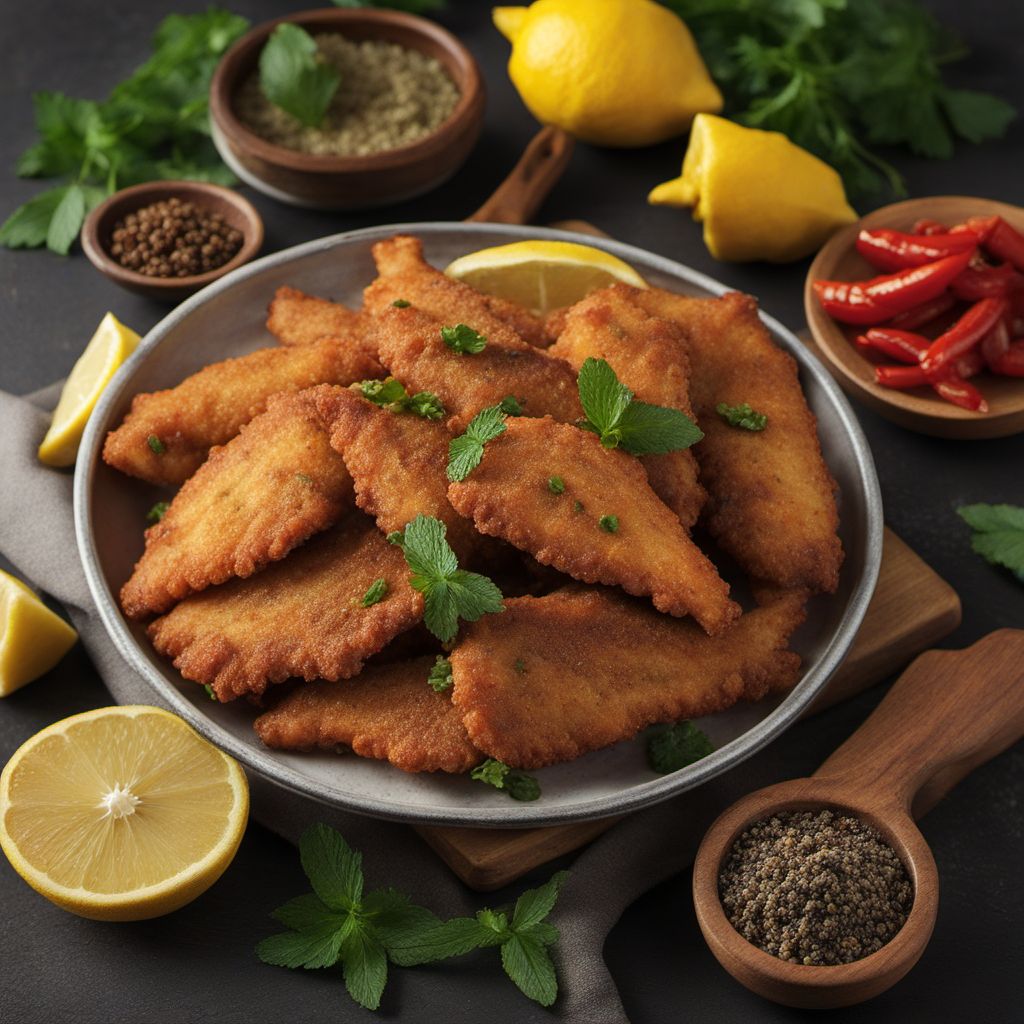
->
(253, 656, 480, 773)
(147, 512, 422, 701)
(266, 285, 369, 348)
(102, 338, 383, 486)
(451, 588, 806, 768)
(633, 289, 843, 593)
(371, 305, 582, 432)
(363, 234, 550, 348)
(120, 390, 353, 620)
(447, 416, 739, 634)
(549, 284, 706, 528)
(312, 385, 479, 560)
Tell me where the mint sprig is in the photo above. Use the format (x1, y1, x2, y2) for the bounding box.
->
(577, 358, 703, 454)
(958, 503, 1024, 583)
(259, 23, 340, 128)
(447, 405, 507, 482)
(359, 378, 444, 420)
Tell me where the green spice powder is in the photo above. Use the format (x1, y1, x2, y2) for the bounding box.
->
(718, 809, 913, 966)
(237, 34, 460, 156)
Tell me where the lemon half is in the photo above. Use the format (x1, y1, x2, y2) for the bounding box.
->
(0, 706, 248, 920)
(445, 239, 646, 316)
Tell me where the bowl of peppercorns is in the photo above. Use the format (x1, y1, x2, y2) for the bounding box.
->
(81, 180, 264, 302)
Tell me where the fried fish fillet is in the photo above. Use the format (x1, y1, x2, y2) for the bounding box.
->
(120, 390, 353, 620)
(253, 656, 480, 773)
(451, 588, 806, 768)
(266, 286, 371, 350)
(363, 234, 550, 348)
(312, 384, 479, 560)
(549, 284, 706, 528)
(372, 305, 582, 432)
(103, 338, 383, 486)
(147, 512, 422, 701)
(447, 416, 739, 634)
(633, 289, 842, 593)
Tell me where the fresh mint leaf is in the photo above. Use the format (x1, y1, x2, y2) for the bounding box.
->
(361, 888, 442, 950)
(441, 323, 487, 355)
(577, 357, 633, 443)
(340, 927, 388, 1011)
(511, 870, 568, 932)
(447, 405, 507, 482)
(361, 377, 408, 405)
(716, 402, 767, 432)
(427, 655, 453, 693)
(471, 758, 541, 802)
(647, 721, 714, 774)
(957, 503, 1024, 582)
(299, 823, 363, 912)
(360, 578, 388, 608)
(271, 893, 338, 932)
(260, 23, 340, 128)
(501, 932, 558, 1007)
(387, 916, 501, 967)
(0, 187, 70, 249)
(402, 514, 458, 580)
(499, 394, 523, 416)
(256, 914, 353, 970)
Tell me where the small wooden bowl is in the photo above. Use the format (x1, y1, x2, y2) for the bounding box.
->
(209, 8, 485, 209)
(81, 180, 264, 303)
(805, 196, 1024, 439)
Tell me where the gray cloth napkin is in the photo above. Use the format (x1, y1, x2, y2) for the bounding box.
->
(0, 385, 806, 1023)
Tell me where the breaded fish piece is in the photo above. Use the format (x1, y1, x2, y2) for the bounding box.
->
(372, 305, 582, 432)
(633, 289, 842, 593)
(549, 284, 706, 528)
(451, 588, 806, 768)
(312, 385, 478, 560)
(266, 286, 371, 350)
(364, 234, 550, 348)
(120, 390, 353, 620)
(103, 338, 383, 486)
(447, 416, 739, 634)
(253, 656, 480, 774)
(147, 512, 422, 701)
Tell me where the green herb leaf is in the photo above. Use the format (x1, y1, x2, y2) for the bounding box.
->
(146, 501, 169, 524)
(598, 514, 619, 534)
(391, 298, 411, 308)
(45, 183, 86, 255)
(471, 758, 541, 802)
(147, 434, 166, 454)
(547, 476, 565, 495)
(501, 932, 558, 1007)
(427, 655, 453, 692)
(256, 916, 351, 970)
(361, 887, 442, 950)
(203, 683, 217, 701)
(360, 578, 388, 607)
(941, 88, 1017, 145)
(340, 927, 388, 1011)
(647, 721, 714, 774)
(499, 394, 523, 416)
(360, 378, 408, 405)
(259, 23, 340, 129)
(360, 377, 445, 419)
(716, 402, 768, 432)
(440, 323, 488, 355)
(299, 823, 363, 912)
(0, 187, 71, 249)
(511, 870, 568, 932)
(577, 357, 633, 443)
(387, 916, 502, 967)
(447, 405, 508, 482)
(957, 503, 1024, 583)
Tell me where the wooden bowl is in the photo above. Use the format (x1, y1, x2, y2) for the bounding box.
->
(81, 180, 264, 303)
(209, 8, 485, 210)
(805, 196, 1024, 439)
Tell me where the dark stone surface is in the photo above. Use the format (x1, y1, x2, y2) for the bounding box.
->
(1, 1, 1021, 1021)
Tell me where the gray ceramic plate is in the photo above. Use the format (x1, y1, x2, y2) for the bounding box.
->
(74, 223, 882, 828)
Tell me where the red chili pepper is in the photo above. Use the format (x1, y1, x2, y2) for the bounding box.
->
(912, 218, 948, 236)
(875, 365, 928, 389)
(951, 261, 1024, 301)
(875, 362, 988, 411)
(990, 340, 1024, 377)
(886, 291, 958, 330)
(859, 328, 929, 363)
(855, 229, 977, 272)
(813, 249, 975, 325)
(919, 297, 1008, 376)
(953, 216, 998, 244)
(977, 216, 1024, 272)
(933, 377, 989, 412)
(979, 317, 1011, 369)
(956, 348, 986, 378)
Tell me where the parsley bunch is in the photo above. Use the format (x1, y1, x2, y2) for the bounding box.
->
(957, 503, 1024, 584)
(359, 378, 445, 419)
(660, 0, 1016, 198)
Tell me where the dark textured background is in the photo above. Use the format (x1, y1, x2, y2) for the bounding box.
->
(1, 2, 1022, 1021)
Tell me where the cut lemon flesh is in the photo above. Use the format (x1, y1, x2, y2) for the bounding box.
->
(0, 569, 78, 696)
(0, 706, 248, 920)
(38, 312, 141, 468)
(445, 240, 646, 316)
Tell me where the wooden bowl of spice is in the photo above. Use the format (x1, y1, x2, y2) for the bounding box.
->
(209, 8, 485, 209)
(81, 181, 264, 303)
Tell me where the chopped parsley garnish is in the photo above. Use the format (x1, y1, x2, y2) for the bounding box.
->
(471, 758, 541, 802)
(394, 514, 504, 643)
(957, 503, 1024, 583)
(573, 500, 584, 513)
(203, 684, 217, 702)
(360, 378, 444, 420)
(599, 514, 619, 534)
(447, 405, 507, 482)
(146, 501, 169, 524)
(427, 655, 453, 693)
(499, 394, 523, 416)
(391, 298, 411, 308)
(716, 402, 768, 432)
(514, 658, 527, 675)
(359, 578, 388, 607)
(547, 476, 565, 495)
(577, 357, 703, 454)
(147, 434, 166, 454)
(386, 530, 405, 546)
(440, 323, 487, 355)
(647, 721, 714, 774)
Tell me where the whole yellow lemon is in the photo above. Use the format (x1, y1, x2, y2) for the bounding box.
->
(493, 0, 722, 147)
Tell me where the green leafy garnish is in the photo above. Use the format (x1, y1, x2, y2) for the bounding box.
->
(203, 683, 217, 701)
(359, 378, 444, 420)
(573, 500, 584, 513)
(547, 476, 565, 495)
(514, 658, 527, 675)
(395, 515, 504, 643)
(716, 402, 768, 432)
(147, 435, 166, 455)
(957, 504, 1024, 583)
(470, 759, 541, 802)
(146, 501, 169, 524)
(598, 514, 619, 534)
(447, 405, 507, 482)
(259, 23, 340, 128)
(391, 298, 411, 308)
(499, 395, 523, 416)
(577, 358, 703, 455)
(647, 721, 714, 774)
(440, 323, 487, 355)
(427, 655, 453, 693)
(360, 579, 388, 608)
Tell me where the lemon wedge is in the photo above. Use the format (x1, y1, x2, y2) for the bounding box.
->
(0, 569, 78, 696)
(38, 312, 141, 467)
(445, 240, 646, 316)
(0, 706, 248, 920)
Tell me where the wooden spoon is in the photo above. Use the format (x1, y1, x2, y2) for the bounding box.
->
(692, 629, 1024, 1009)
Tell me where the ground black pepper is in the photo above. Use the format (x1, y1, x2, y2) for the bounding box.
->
(109, 197, 243, 278)
(718, 808, 913, 966)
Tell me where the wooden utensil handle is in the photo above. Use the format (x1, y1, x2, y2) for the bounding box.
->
(467, 126, 574, 226)
(813, 630, 1024, 817)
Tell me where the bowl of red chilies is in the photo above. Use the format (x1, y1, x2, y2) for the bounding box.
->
(805, 196, 1024, 439)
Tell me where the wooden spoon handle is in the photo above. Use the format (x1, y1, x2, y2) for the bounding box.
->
(467, 126, 574, 226)
(813, 629, 1024, 817)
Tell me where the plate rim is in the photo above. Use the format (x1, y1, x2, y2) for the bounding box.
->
(74, 221, 883, 828)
